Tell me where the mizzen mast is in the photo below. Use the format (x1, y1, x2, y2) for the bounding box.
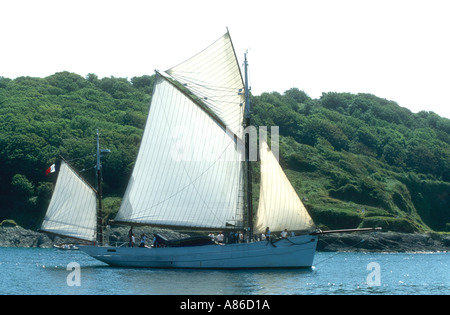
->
(95, 129, 110, 246)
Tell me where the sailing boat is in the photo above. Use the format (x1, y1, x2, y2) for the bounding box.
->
(42, 31, 377, 268)
(81, 31, 319, 268)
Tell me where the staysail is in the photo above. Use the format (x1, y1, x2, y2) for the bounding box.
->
(40, 160, 97, 242)
(254, 139, 315, 233)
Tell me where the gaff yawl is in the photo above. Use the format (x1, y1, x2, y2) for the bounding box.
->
(41, 31, 375, 268)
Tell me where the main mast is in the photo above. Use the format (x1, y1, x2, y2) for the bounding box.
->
(244, 52, 253, 240)
(95, 129, 110, 246)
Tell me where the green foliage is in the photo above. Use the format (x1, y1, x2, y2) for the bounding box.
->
(253, 89, 450, 232)
(11, 174, 34, 198)
(0, 72, 153, 228)
(0, 220, 17, 227)
(0, 72, 449, 233)
(360, 217, 421, 233)
(308, 204, 363, 230)
(102, 196, 123, 224)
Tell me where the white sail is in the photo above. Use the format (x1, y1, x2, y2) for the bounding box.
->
(254, 140, 315, 233)
(40, 160, 97, 242)
(114, 73, 244, 230)
(79, 32, 321, 270)
(166, 32, 245, 137)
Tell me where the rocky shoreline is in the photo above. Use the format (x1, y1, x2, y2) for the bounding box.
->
(317, 231, 450, 252)
(0, 226, 191, 249)
(0, 226, 54, 248)
(1, 226, 449, 252)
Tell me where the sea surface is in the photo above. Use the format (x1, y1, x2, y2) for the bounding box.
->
(0, 247, 448, 295)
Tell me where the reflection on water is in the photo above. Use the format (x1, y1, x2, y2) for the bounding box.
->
(100, 267, 315, 295)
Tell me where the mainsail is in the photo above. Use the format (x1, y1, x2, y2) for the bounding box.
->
(254, 139, 315, 233)
(40, 160, 97, 242)
(115, 32, 246, 230)
(114, 74, 245, 230)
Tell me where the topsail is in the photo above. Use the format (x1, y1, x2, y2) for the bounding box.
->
(166, 32, 245, 137)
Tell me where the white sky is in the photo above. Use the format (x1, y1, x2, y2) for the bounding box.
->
(1, 0, 449, 119)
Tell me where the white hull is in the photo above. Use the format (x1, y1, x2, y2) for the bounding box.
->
(80, 235, 318, 269)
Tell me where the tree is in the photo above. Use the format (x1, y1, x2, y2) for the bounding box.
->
(320, 92, 352, 113)
(131, 75, 154, 94)
(382, 140, 407, 167)
(284, 88, 310, 104)
(301, 116, 349, 150)
(407, 141, 438, 175)
(11, 174, 34, 198)
(46, 71, 89, 93)
(356, 127, 380, 155)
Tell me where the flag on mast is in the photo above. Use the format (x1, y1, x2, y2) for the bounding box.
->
(45, 164, 56, 175)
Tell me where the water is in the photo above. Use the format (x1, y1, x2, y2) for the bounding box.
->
(0, 247, 448, 295)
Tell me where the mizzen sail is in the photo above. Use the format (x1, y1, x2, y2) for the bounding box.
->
(40, 160, 97, 242)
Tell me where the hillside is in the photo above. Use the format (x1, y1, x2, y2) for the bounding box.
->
(0, 72, 449, 233)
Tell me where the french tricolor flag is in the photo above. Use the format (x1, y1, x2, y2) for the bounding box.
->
(45, 164, 56, 175)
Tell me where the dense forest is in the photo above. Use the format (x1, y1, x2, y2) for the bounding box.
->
(0, 71, 449, 233)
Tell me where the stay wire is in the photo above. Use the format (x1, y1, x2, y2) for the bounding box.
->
(313, 234, 375, 266)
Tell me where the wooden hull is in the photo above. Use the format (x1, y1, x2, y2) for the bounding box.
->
(80, 235, 318, 269)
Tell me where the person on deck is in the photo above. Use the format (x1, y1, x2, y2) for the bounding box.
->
(217, 231, 224, 244)
(265, 227, 271, 239)
(139, 234, 148, 248)
(128, 227, 133, 247)
(239, 231, 244, 243)
(131, 234, 135, 247)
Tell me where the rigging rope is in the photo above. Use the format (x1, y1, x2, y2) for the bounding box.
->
(314, 233, 377, 266)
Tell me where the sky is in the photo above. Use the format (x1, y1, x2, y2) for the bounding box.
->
(1, 0, 449, 119)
